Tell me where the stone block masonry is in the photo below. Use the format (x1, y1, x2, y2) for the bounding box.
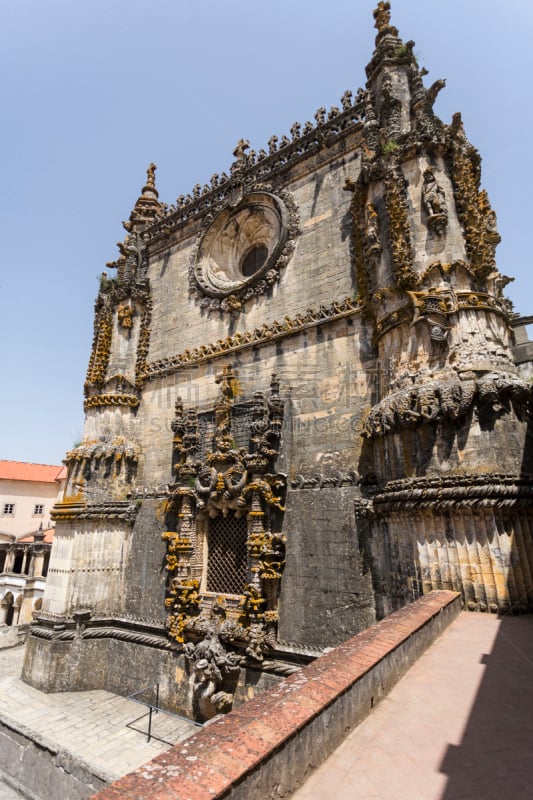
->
(24, 2, 533, 725)
(91, 590, 460, 800)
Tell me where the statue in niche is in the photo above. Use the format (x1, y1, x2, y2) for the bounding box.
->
(479, 190, 501, 245)
(422, 169, 448, 236)
(117, 303, 134, 329)
(363, 202, 382, 258)
(379, 73, 402, 137)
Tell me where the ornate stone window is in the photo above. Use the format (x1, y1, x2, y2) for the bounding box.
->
(162, 368, 287, 718)
(190, 187, 299, 313)
(206, 515, 248, 595)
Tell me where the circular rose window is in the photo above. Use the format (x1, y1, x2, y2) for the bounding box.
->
(193, 192, 289, 298)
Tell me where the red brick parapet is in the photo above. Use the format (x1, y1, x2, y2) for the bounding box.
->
(91, 590, 461, 800)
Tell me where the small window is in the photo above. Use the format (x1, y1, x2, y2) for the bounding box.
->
(34, 504, 44, 516)
(3, 504, 15, 516)
(241, 245, 268, 278)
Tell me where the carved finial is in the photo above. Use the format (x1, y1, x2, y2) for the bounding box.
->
(233, 139, 250, 160)
(118, 161, 162, 244)
(146, 163, 156, 189)
(373, 1, 391, 33)
(140, 163, 159, 198)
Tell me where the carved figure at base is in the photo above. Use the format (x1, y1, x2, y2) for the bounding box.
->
(184, 606, 241, 721)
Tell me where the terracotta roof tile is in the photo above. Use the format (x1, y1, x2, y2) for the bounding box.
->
(18, 527, 55, 544)
(0, 461, 66, 483)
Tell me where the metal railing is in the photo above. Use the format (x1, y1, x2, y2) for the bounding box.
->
(126, 683, 202, 743)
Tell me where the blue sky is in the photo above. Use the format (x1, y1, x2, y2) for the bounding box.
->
(1, 0, 532, 465)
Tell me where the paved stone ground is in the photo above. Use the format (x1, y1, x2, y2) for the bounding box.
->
(0, 644, 198, 784)
(292, 611, 533, 800)
(2, 613, 532, 800)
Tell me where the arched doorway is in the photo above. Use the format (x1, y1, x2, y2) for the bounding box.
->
(2, 593, 15, 626)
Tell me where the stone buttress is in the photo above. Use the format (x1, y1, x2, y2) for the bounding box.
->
(351, 3, 533, 616)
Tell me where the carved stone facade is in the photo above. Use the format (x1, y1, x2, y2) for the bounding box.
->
(23, 3, 533, 720)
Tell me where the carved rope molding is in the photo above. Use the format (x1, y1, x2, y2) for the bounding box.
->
(29, 619, 308, 674)
(290, 470, 360, 490)
(356, 474, 533, 515)
(84, 394, 140, 411)
(51, 501, 138, 523)
(140, 296, 361, 381)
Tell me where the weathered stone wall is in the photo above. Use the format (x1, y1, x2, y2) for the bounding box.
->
(44, 521, 133, 617)
(22, 632, 283, 715)
(279, 487, 374, 646)
(0, 712, 110, 800)
(145, 142, 360, 367)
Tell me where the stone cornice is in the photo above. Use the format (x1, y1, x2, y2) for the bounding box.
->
(51, 501, 138, 523)
(141, 296, 361, 382)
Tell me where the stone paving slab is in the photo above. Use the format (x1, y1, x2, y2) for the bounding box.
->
(291, 612, 533, 800)
(0, 645, 198, 782)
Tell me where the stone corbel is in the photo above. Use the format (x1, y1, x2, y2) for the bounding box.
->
(407, 289, 457, 343)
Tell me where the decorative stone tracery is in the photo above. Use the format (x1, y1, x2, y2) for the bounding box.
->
(189, 183, 300, 314)
(162, 368, 286, 715)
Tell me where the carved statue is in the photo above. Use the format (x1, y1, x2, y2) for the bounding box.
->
(117, 303, 133, 329)
(184, 605, 241, 721)
(146, 162, 157, 188)
(363, 202, 382, 258)
(422, 169, 448, 235)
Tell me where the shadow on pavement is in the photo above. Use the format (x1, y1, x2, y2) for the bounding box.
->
(440, 614, 533, 800)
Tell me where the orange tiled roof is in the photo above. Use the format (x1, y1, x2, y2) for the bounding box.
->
(0, 461, 66, 483)
(18, 527, 55, 544)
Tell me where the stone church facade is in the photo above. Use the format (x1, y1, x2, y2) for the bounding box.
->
(23, 3, 533, 720)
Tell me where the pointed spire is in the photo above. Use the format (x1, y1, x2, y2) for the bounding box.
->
(363, 3, 445, 144)
(123, 163, 163, 233)
(366, 2, 414, 82)
(143, 162, 158, 196)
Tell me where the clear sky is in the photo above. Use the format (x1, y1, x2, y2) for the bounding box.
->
(1, 0, 532, 466)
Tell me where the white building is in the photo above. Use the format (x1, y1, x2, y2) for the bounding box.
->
(0, 461, 66, 633)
